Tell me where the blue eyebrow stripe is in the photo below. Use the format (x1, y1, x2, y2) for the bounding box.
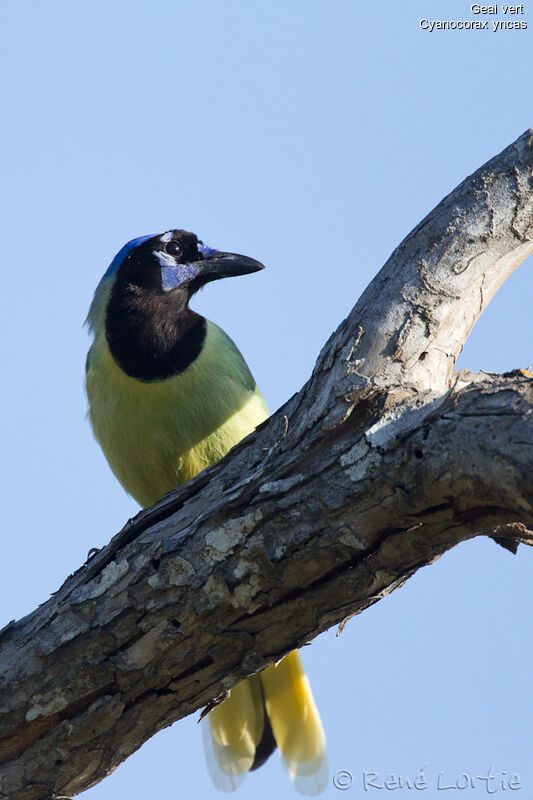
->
(198, 243, 217, 259)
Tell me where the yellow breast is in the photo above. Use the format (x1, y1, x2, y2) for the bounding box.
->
(86, 319, 268, 508)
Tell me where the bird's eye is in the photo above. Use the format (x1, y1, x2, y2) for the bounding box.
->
(165, 241, 182, 257)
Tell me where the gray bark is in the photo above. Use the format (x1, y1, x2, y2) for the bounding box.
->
(2, 130, 533, 800)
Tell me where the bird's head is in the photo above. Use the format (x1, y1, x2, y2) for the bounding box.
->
(101, 229, 264, 297)
(87, 229, 265, 338)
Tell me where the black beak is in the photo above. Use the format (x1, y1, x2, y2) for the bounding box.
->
(199, 251, 265, 281)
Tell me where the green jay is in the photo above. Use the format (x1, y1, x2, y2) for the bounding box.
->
(85, 229, 327, 794)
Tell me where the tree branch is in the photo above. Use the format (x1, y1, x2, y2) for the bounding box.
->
(2, 130, 533, 800)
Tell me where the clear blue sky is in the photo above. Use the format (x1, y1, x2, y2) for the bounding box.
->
(1, 1, 532, 798)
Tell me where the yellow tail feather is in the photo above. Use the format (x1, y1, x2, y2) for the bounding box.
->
(204, 652, 328, 795)
(261, 651, 328, 795)
(205, 675, 265, 790)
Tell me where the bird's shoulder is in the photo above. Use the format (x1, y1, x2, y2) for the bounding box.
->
(204, 321, 258, 394)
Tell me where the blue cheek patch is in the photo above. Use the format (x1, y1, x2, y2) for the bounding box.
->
(161, 262, 202, 291)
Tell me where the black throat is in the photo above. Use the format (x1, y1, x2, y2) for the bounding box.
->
(105, 275, 207, 382)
